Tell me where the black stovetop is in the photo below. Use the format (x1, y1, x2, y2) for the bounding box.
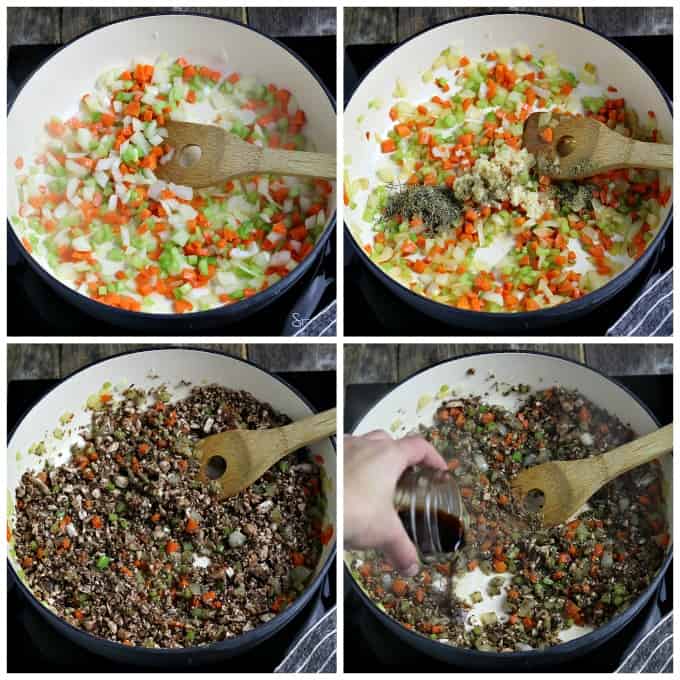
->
(8, 370, 336, 673)
(344, 35, 673, 337)
(343, 373, 673, 672)
(7, 37, 336, 337)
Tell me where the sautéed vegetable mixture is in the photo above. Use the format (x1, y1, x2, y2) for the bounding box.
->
(13, 55, 332, 314)
(12, 384, 333, 647)
(349, 386, 668, 651)
(346, 44, 670, 312)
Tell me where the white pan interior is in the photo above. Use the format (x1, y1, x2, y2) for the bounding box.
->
(7, 14, 336, 306)
(348, 351, 672, 645)
(344, 13, 672, 297)
(8, 349, 336, 598)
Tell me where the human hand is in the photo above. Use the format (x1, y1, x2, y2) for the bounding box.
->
(344, 431, 447, 576)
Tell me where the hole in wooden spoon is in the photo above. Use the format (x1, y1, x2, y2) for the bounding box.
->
(206, 455, 227, 480)
(524, 488, 545, 513)
(556, 135, 576, 157)
(178, 144, 202, 168)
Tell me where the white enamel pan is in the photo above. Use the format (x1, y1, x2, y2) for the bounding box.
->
(346, 351, 672, 668)
(7, 13, 336, 331)
(8, 348, 336, 665)
(344, 13, 672, 331)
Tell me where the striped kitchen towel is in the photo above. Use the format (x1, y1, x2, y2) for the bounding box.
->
(608, 268, 672, 336)
(293, 301, 337, 337)
(617, 611, 672, 673)
(275, 605, 336, 673)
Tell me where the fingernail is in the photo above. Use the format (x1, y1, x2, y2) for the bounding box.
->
(403, 563, 419, 577)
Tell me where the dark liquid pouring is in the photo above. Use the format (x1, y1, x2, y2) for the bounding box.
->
(398, 507, 465, 556)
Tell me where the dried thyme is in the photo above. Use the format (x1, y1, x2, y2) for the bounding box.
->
(379, 184, 462, 234)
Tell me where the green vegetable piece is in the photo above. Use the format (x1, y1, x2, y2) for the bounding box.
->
(96, 555, 111, 570)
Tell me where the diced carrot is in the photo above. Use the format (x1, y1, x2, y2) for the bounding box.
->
(124, 101, 141, 117)
(392, 579, 408, 596)
(320, 525, 334, 545)
(173, 299, 193, 314)
(493, 559, 507, 573)
(47, 120, 66, 138)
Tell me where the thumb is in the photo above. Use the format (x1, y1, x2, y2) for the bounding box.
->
(378, 512, 420, 577)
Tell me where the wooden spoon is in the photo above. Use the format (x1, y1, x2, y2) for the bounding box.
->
(155, 120, 336, 188)
(523, 112, 672, 180)
(510, 423, 672, 527)
(196, 408, 336, 498)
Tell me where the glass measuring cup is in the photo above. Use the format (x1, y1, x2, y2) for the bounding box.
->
(394, 467, 469, 563)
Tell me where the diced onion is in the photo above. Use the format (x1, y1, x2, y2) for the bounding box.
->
(148, 181, 166, 200)
(65, 160, 88, 178)
(66, 177, 80, 203)
(270, 250, 292, 267)
(169, 183, 193, 201)
(94, 171, 109, 188)
(159, 148, 175, 165)
(473, 453, 489, 472)
(266, 231, 284, 245)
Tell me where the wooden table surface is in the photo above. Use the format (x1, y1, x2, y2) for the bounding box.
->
(345, 7, 672, 44)
(7, 7, 336, 47)
(8, 344, 336, 381)
(344, 343, 672, 384)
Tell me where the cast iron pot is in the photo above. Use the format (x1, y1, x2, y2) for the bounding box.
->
(8, 348, 337, 666)
(345, 351, 672, 669)
(7, 13, 336, 333)
(344, 13, 672, 332)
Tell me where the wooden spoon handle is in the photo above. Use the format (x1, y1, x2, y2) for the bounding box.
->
(244, 408, 336, 482)
(628, 141, 673, 170)
(600, 424, 673, 482)
(277, 407, 337, 455)
(260, 148, 336, 179)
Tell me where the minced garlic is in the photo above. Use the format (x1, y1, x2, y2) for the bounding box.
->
(453, 143, 555, 220)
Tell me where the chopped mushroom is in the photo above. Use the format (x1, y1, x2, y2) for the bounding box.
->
(13, 384, 329, 647)
(350, 385, 667, 651)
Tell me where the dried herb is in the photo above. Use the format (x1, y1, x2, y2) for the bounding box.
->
(551, 181, 595, 212)
(379, 184, 462, 234)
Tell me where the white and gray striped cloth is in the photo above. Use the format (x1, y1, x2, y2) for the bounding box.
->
(617, 611, 672, 673)
(275, 606, 336, 673)
(293, 301, 337, 337)
(608, 269, 672, 336)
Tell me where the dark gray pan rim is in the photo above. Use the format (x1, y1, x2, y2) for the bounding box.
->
(344, 10, 673, 324)
(8, 346, 337, 656)
(7, 11, 337, 322)
(346, 348, 672, 661)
